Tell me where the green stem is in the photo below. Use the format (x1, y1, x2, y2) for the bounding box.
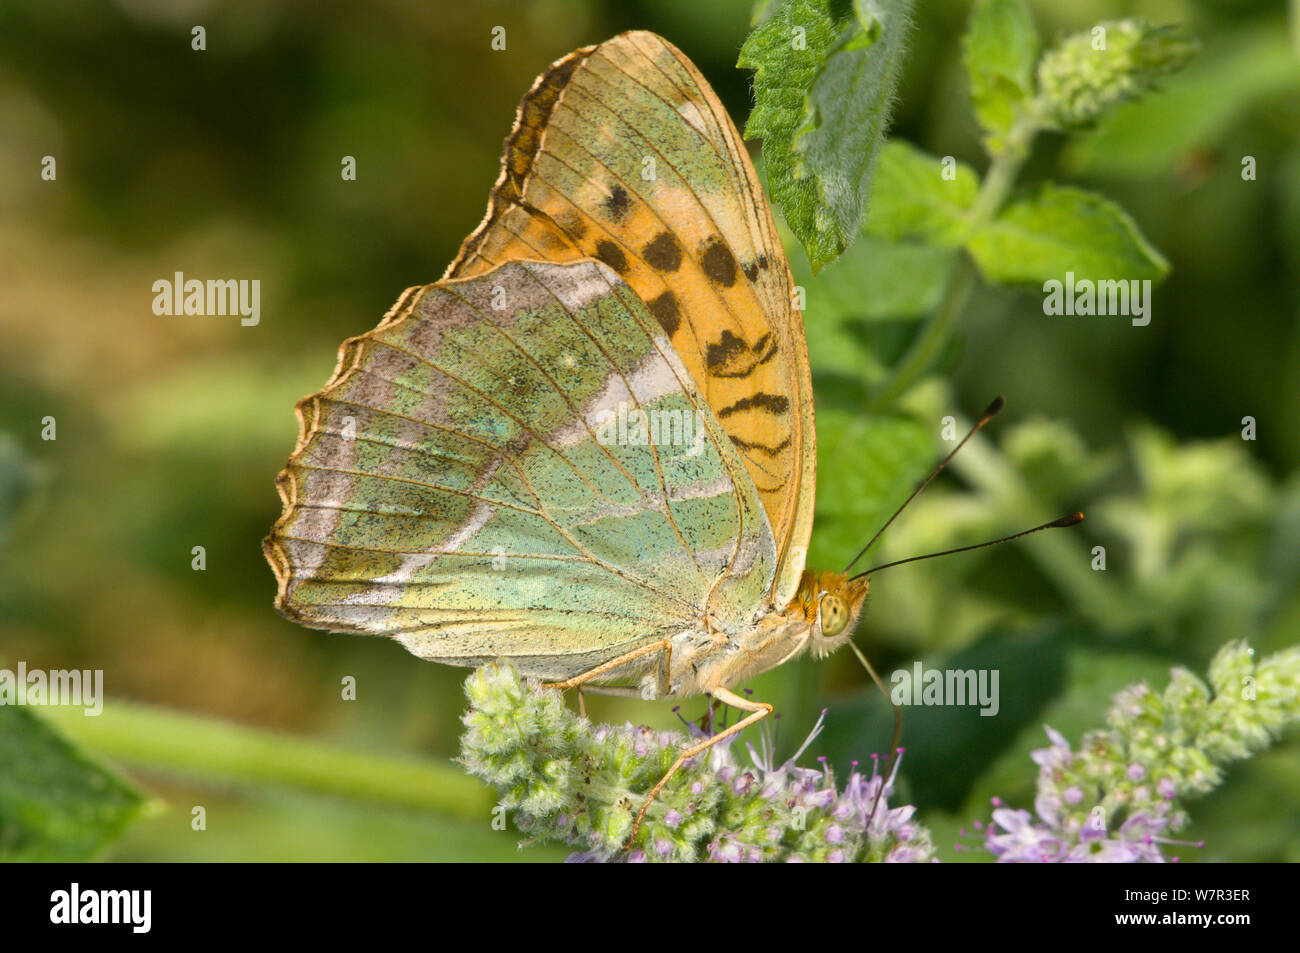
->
(867, 125, 1034, 412)
(966, 143, 1023, 223)
(867, 254, 975, 413)
(42, 698, 492, 819)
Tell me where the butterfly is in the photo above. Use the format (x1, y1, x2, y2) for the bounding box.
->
(263, 31, 1078, 844)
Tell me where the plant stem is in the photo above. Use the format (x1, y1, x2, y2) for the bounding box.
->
(867, 254, 975, 413)
(42, 698, 492, 819)
(867, 125, 1033, 411)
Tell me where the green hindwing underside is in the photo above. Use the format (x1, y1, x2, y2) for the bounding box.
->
(265, 259, 776, 680)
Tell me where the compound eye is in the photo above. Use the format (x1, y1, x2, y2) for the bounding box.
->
(820, 595, 849, 636)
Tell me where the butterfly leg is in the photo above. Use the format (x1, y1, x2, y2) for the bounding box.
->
(542, 637, 673, 699)
(624, 686, 772, 851)
(573, 683, 648, 718)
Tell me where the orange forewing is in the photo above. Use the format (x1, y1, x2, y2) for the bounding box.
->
(447, 31, 815, 606)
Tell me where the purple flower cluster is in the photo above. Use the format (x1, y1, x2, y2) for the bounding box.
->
(977, 727, 1195, 863)
(469, 641, 1297, 863)
(570, 712, 935, 863)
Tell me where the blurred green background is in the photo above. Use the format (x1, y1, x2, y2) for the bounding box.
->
(1, 0, 1297, 861)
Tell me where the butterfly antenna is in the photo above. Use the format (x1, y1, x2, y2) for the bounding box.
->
(848, 640, 902, 825)
(844, 396, 1006, 574)
(850, 512, 1085, 580)
(841, 514, 1085, 819)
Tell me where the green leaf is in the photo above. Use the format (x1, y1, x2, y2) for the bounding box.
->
(808, 409, 933, 568)
(794, 229, 956, 401)
(1001, 417, 1120, 503)
(740, 0, 915, 272)
(965, 184, 1169, 286)
(0, 706, 152, 860)
(962, 0, 1039, 157)
(749, 0, 783, 27)
(864, 141, 979, 245)
(799, 236, 956, 333)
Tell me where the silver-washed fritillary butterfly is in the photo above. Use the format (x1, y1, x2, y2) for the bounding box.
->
(263, 31, 1081, 841)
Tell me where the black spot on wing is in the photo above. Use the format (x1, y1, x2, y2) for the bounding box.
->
(705, 331, 777, 378)
(705, 329, 746, 371)
(700, 237, 738, 287)
(642, 232, 682, 272)
(647, 291, 680, 336)
(595, 240, 629, 274)
(559, 215, 588, 240)
(729, 434, 792, 455)
(603, 185, 631, 221)
(743, 261, 759, 282)
(716, 393, 790, 417)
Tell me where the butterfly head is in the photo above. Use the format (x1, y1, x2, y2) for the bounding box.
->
(796, 570, 871, 659)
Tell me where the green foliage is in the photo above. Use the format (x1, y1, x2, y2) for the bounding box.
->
(865, 142, 978, 246)
(807, 410, 933, 568)
(0, 707, 151, 861)
(966, 184, 1169, 285)
(778, 7, 1192, 413)
(794, 235, 955, 326)
(863, 147, 1168, 288)
(864, 406, 1288, 657)
(1090, 427, 1276, 639)
(1036, 20, 1199, 130)
(1063, 24, 1300, 177)
(740, 0, 914, 271)
(962, 0, 1038, 157)
(748, 8, 1195, 290)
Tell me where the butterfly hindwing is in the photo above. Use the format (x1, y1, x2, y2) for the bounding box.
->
(448, 31, 815, 606)
(264, 259, 776, 680)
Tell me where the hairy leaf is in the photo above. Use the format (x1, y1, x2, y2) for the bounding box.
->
(741, 0, 915, 271)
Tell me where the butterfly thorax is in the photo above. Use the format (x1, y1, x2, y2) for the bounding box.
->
(665, 569, 870, 698)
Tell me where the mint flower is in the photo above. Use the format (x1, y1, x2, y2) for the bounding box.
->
(979, 641, 1300, 862)
(459, 662, 935, 863)
(1036, 20, 1198, 128)
(460, 641, 1297, 862)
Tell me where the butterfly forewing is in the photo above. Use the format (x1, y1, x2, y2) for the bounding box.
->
(448, 31, 815, 606)
(265, 260, 776, 680)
